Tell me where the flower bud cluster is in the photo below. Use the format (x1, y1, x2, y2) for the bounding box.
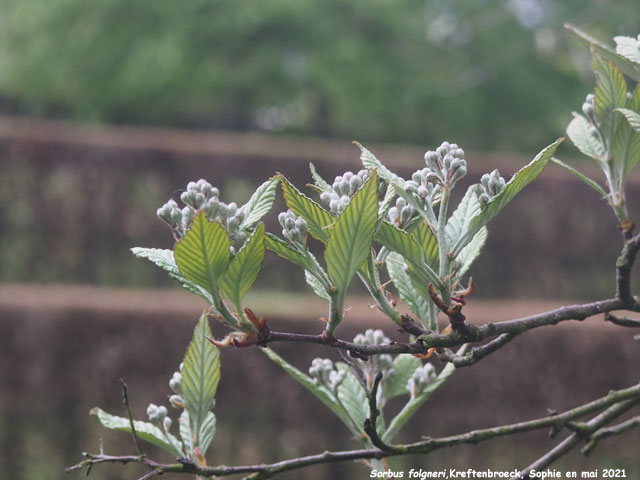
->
(146, 403, 168, 423)
(319, 169, 370, 214)
(581, 93, 596, 121)
(387, 197, 414, 227)
(309, 358, 346, 392)
(475, 169, 506, 207)
(407, 363, 436, 398)
(404, 142, 467, 197)
(278, 210, 308, 245)
(157, 179, 247, 246)
(353, 329, 393, 375)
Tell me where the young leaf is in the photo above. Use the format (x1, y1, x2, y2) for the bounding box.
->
(264, 233, 317, 272)
(375, 221, 441, 289)
(174, 212, 230, 296)
(181, 314, 220, 450)
(382, 360, 458, 443)
(198, 412, 217, 455)
(260, 348, 355, 431)
(454, 227, 488, 279)
(385, 252, 432, 323)
(325, 170, 379, 294)
(131, 247, 214, 303)
(219, 223, 265, 309)
(335, 365, 369, 435)
(354, 141, 404, 184)
(239, 176, 281, 230)
(614, 36, 640, 66)
(378, 182, 396, 218)
(566, 114, 605, 162)
(281, 177, 335, 243)
(179, 410, 193, 457)
(309, 163, 333, 193)
(613, 109, 640, 179)
(305, 270, 331, 302)
(451, 138, 563, 256)
(382, 355, 422, 400)
(565, 24, 640, 82)
(90, 407, 183, 457)
(616, 108, 640, 132)
(550, 157, 608, 199)
(593, 52, 628, 141)
(410, 220, 439, 271)
(445, 186, 482, 251)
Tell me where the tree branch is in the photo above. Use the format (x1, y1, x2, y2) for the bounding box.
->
(616, 232, 640, 306)
(68, 382, 640, 479)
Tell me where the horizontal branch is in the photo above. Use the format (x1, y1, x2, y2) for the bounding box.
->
(68, 381, 640, 479)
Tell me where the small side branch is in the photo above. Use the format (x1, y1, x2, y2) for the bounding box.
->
(605, 312, 640, 328)
(364, 373, 399, 453)
(119, 379, 143, 456)
(438, 333, 519, 367)
(581, 415, 640, 455)
(616, 233, 640, 306)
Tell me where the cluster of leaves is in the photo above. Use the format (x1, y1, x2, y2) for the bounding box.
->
(92, 314, 220, 465)
(559, 26, 640, 227)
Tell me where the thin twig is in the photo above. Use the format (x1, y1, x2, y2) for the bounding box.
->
(437, 333, 519, 367)
(605, 312, 640, 328)
(581, 415, 640, 455)
(120, 379, 143, 456)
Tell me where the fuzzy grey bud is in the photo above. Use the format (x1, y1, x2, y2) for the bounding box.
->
(169, 394, 185, 409)
(169, 371, 182, 394)
(163, 416, 173, 431)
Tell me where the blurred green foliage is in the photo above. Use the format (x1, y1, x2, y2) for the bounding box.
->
(0, 0, 638, 151)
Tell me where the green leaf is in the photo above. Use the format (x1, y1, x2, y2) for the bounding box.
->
(382, 360, 458, 443)
(355, 141, 404, 184)
(445, 186, 482, 252)
(181, 314, 220, 450)
(592, 52, 628, 141)
(375, 221, 441, 288)
(174, 211, 230, 296)
(383, 354, 421, 400)
(614, 36, 640, 66)
(281, 177, 335, 243)
(385, 252, 432, 323)
(305, 270, 331, 301)
(309, 162, 333, 193)
(550, 157, 608, 198)
(219, 223, 265, 309)
(566, 25, 640, 83)
(198, 412, 216, 455)
(90, 407, 183, 457)
(566, 114, 605, 162)
(239, 176, 281, 230)
(410, 220, 439, 270)
(260, 348, 355, 431)
(264, 233, 317, 272)
(336, 365, 369, 435)
(454, 227, 487, 279)
(616, 107, 640, 132)
(179, 410, 193, 457)
(131, 247, 213, 303)
(451, 138, 563, 256)
(378, 182, 396, 218)
(325, 170, 379, 294)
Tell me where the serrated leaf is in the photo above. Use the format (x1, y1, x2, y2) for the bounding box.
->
(445, 186, 482, 252)
(378, 182, 396, 218)
(355, 141, 404, 184)
(566, 25, 640, 82)
(179, 410, 194, 457)
(260, 348, 355, 431)
(264, 233, 316, 271)
(385, 252, 432, 322)
(131, 247, 214, 303)
(309, 163, 333, 193)
(616, 107, 640, 132)
(90, 407, 183, 457)
(174, 212, 230, 296)
(614, 36, 640, 65)
(455, 227, 487, 279)
(451, 139, 562, 256)
(410, 220, 439, 270)
(375, 221, 441, 289)
(566, 114, 605, 162)
(336, 365, 369, 435)
(219, 224, 265, 309)
(383, 355, 422, 400)
(239, 176, 281, 230)
(198, 412, 216, 454)
(326, 171, 379, 294)
(614, 108, 640, 178)
(382, 360, 457, 443)
(181, 314, 220, 450)
(281, 177, 335, 243)
(550, 157, 608, 198)
(393, 182, 438, 228)
(305, 270, 331, 301)
(593, 52, 628, 141)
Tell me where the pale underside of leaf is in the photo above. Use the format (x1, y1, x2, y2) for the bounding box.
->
(614, 36, 640, 66)
(566, 114, 605, 163)
(454, 226, 487, 280)
(309, 162, 333, 193)
(355, 141, 404, 185)
(386, 252, 432, 323)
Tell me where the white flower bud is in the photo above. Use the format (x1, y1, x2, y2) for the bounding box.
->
(163, 416, 172, 431)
